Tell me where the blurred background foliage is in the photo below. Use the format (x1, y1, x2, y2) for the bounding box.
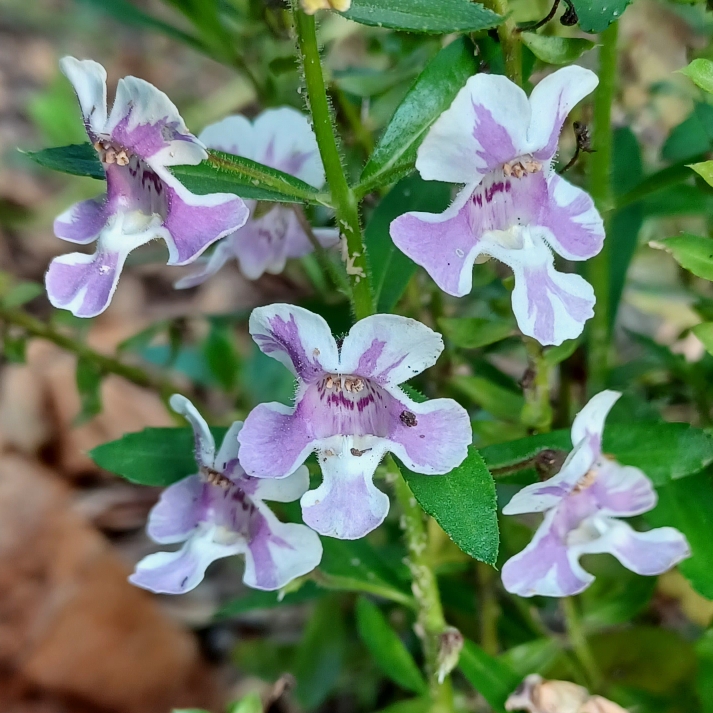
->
(3, 0, 713, 712)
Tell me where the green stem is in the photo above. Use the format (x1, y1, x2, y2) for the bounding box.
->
(586, 21, 618, 395)
(313, 571, 416, 610)
(392, 466, 455, 713)
(562, 596, 602, 691)
(476, 562, 500, 656)
(0, 304, 182, 401)
(292, 5, 374, 320)
(487, 0, 522, 86)
(521, 338, 554, 433)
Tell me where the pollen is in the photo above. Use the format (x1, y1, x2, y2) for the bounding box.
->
(93, 139, 132, 166)
(503, 157, 542, 179)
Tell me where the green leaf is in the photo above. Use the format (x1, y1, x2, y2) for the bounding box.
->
(75, 357, 103, 425)
(655, 233, 713, 281)
(681, 58, 713, 94)
(2, 281, 43, 308)
(458, 639, 520, 713)
(697, 629, 713, 713)
(693, 322, 713, 356)
(374, 700, 430, 713)
(498, 639, 560, 677)
(689, 160, 713, 187)
(24, 144, 325, 204)
(365, 174, 451, 312)
(481, 422, 713, 487)
(520, 33, 596, 65)
(438, 317, 514, 350)
(570, 0, 632, 33)
(542, 339, 579, 367)
(662, 103, 713, 162)
(2, 332, 26, 364)
(646, 472, 713, 600)
(355, 598, 426, 694)
(451, 375, 524, 422)
(77, 0, 206, 52)
(227, 693, 263, 713)
(294, 596, 347, 710)
(398, 447, 499, 565)
(341, 0, 501, 34)
(215, 581, 324, 620)
(358, 38, 478, 194)
(89, 426, 229, 486)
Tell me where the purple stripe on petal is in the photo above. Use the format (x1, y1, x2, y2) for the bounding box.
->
(238, 403, 314, 478)
(54, 196, 110, 245)
(471, 101, 518, 172)
(163, 183, 248, 265)
(589, 460, 656, 517)
(46, 250, 123, 318)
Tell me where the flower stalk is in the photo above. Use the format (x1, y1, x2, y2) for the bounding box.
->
(391, 464, 455, 713)
(587, 21, 619, 394)
(291, 4, 374, 321)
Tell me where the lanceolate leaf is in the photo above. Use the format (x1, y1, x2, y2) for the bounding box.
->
(398, 447, 499, 565)
(340, 0, 501, 34)
(570, 0, 632, 33)
(481, 423, 713, 487)
(365, 174, 451, 312)
(458, 639, 520, 713)
(24, 144, 326, 204)
(681, 58, 713, 95)
(520, 33, 595, 65)
(655, 233, 713, 282)
(89, 426, 229, 486)
(357, 38, 478, 194)
(355, 598, 426, 694)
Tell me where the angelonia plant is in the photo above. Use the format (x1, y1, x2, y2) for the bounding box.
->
(13, 0, 713, 711)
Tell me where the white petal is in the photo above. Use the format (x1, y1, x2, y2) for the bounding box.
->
(416, 73, 531, 184)
(570, 390, 621, 447)
(199, 115, 256, 160)
(169, 394, 216, 467)
(250, 465, 311, 503)
(60, 56, 107, 137)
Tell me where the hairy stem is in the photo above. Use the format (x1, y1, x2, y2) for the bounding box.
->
(521, 338, 554, 433)
(292, 4, 374, 320)
(392, 466, 455, 713)
(0, 304, 183, 401)
(487, 0, 522, 86)
(586, 21, 618, 394)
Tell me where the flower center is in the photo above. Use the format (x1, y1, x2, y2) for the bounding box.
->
(572, 468, 598, 493)
(93, 138, 131, 166)
(502, 156, 542, 179)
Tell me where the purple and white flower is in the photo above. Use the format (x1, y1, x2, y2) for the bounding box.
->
(46, 57, 249, 318)
(176, 108, 339, 287)
(130, 395, 322, 594)
(390, 66, 605, 346)
(237, 305, 472, 540)
(501, 390, 690, 598)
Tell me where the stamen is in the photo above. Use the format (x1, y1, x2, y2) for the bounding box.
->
(200, 465, 232, 489)
(503, 157, 542, 179)
(93, 139, 132, 166)
(572, 468, 597, 493)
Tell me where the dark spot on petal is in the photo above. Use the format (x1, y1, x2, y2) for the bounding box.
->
(400, 410, 418, 427)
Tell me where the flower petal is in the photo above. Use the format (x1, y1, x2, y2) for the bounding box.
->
(198, 115, 255, 159)
(60, 56, 107, 138)
(589, 458, 656, 517)
(146, 475, 205, 544)
(169, 394, 216, 467)
(390, 186, 479, 297)
(54, 196, 110, 245)
(249, 303, 339, 382)
(570, 390, 620, 447)
(129, 530, 244, 594)
(501, 509, 595, 597)
(252, 108, 325, 187)
(339, 314, 444, 386)
(215, 421, 243, 480)
(540, 174, 604, 261)
(249, 465, 311, 503)
(174, 239, 234, 289)
(301, 443, 390, 539)
(502, 437, 595, 515)
(498, 229, 595, 346)
(159, 173, 249, 266)
(238, 402, 315, 478)
(243, 503, 323, 590)
(527, 66, 599, 161)
(232, 208, 297, 280)
(107, 76, 205, 165)
(387, 392, 471, 474)
(45, 248, 126, 318)
(417, 74, 530, 184)
(573, 518, 690, 577)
